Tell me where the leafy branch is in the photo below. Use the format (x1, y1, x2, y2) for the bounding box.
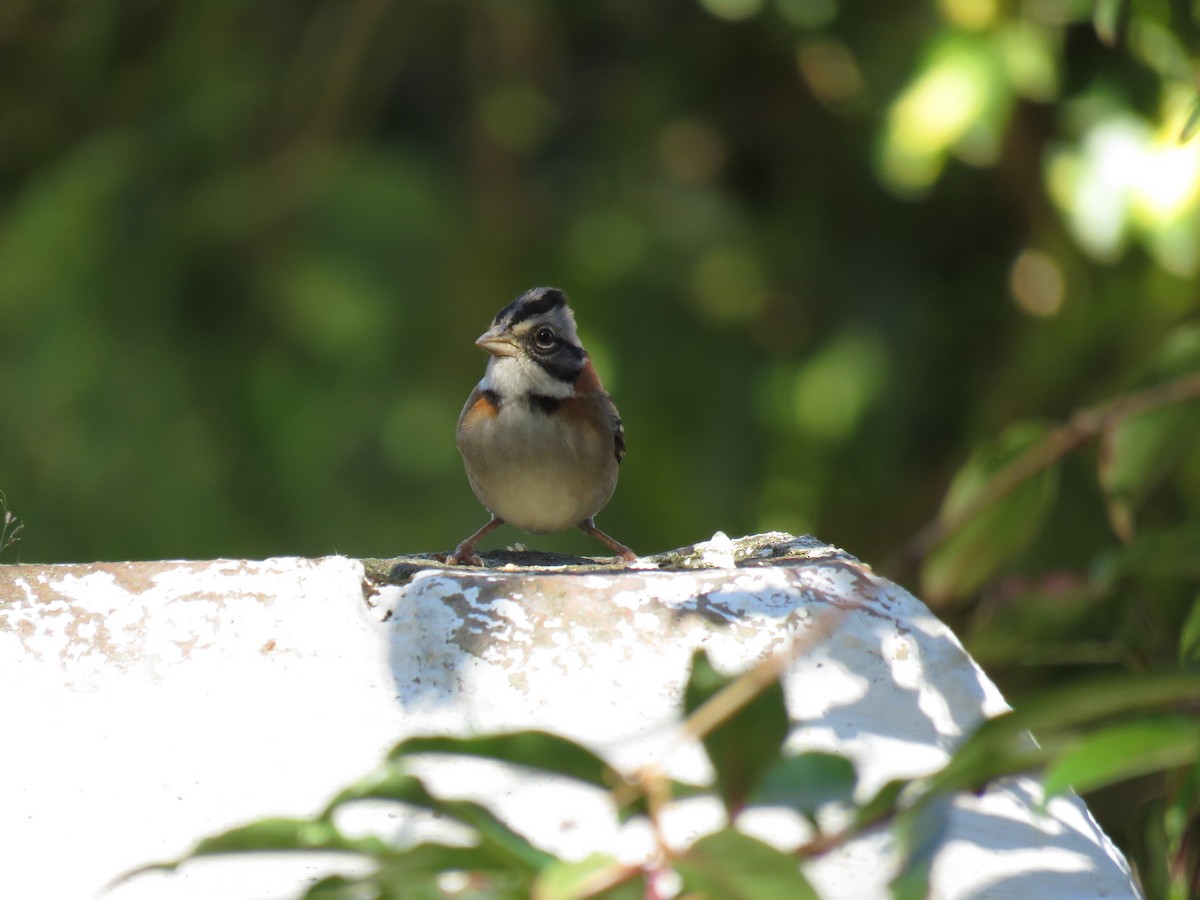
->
(905, 370, 1200, 566)
(893, 325, 1200, 604)
(882, 325, 1200, 895)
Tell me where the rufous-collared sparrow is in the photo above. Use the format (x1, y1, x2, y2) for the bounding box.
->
(448, 287, 636, 566)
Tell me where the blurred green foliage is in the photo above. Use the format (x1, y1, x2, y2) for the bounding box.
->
(5, 0, 1200, 893)
(1, 0, 1196, 565)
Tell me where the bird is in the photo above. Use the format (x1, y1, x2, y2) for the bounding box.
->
(448, 287, 636, 566)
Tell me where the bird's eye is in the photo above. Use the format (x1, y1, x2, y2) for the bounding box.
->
(533, 326, 557, 350)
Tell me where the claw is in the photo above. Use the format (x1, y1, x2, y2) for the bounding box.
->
(448, 517, 504, 567)
(447, 548, 484, 567)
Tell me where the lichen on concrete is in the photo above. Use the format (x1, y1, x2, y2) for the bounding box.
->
(361, 531, 855, 590)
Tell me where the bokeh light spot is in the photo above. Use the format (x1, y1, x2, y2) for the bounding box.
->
(1009, 249, 1065, 317)
(659, 120, 727, 183)
(792, 332, 887, 440)
(939, 0, 998, 30)
(698, 0, 764, 21)
(691, 247, 769, 322)
(1000, 21, 1058, 101)
(1047, 103, 1200, 274)
(797, 39, 865, 109)
(569, 209, 647, 284)
(776, 0, 837, 28)
(278, 255, 390, 360)
(479, 84, 557, 154)
(1131, 128, 1200, 223)
(881, 37, 998, 192)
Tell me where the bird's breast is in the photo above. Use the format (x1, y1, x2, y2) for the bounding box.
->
(456, 399, 618, 534)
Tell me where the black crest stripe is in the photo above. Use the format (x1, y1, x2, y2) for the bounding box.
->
(503, 287, 567, 326)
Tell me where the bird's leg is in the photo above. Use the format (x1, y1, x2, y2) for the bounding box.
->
(448, 517, 504, 566)
(577, 518, 636, 562)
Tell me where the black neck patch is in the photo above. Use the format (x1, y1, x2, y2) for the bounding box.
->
(481, 388, 502, 410)
(526, 394, 561, 414)
(534, 341, 584, 383)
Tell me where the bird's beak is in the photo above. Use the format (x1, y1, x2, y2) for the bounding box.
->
(475, 324, 520, 357)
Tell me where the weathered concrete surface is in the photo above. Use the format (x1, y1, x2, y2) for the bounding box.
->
(0, 534, 1140, 899)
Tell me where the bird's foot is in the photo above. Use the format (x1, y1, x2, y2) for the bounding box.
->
(578, 519, 637, 564)
(446, 544, 484, 567)
(447, 518, 504, 566)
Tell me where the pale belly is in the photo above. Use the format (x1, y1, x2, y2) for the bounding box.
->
(469, 461, 613, 533)
(460, 405, 618, 534)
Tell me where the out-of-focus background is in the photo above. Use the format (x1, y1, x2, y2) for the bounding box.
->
(3, 1, 1200, 887)
(1, 0, 1193, 567)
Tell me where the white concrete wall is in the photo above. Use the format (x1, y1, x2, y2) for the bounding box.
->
(0, 535, 1141, 899)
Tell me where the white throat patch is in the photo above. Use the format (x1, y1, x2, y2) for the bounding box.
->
(482, 355, 576, 400)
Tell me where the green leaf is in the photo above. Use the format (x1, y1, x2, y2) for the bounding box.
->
(322, 765, 443, 816)
(922, 421, 1060, 602)
(1095, 524, 1200, 583)
(389, 731, 618, 792)
(923, 722, 1051, 801)
(1042, 717, 1200, 799)
(190, 816, 387, 857)
(326, 765, 555, 875)
(889, 796, 951, 900)
(1130, 796, 1173, 900)
(1181, 92, 1200, 142)
(675, 829, 818, 899)
(118, 817, 389, 886)
(303, 874, 365, 900)
(437, 798, 557, 873)
(1181, 596, 1200, 664)
(926, 672, 1200, 799)
(1099, 325, 1200, 541)
(531, 852, 641, 900)
(684, 650, 791, 814)
(1007, 670, 1200, 735)
(374, 841, 519, 880)
(752, 751, 858, 820)
(851, 778, 909, 832)
(306, 842, 543, 899)
(1093, 0, 1130, 45)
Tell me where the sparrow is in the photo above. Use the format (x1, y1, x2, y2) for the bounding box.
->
(448, 287, 636, 566)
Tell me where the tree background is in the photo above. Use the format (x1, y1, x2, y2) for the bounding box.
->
(3, 0, 1199, 893)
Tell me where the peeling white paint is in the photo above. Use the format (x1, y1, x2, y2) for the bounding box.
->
(0, 541, 1141, 900)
